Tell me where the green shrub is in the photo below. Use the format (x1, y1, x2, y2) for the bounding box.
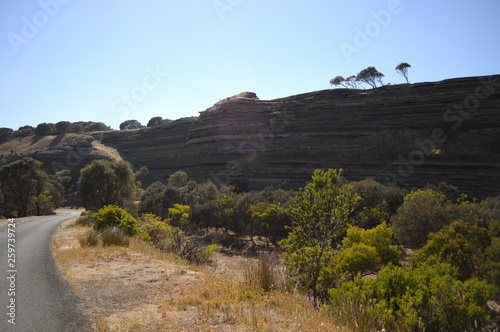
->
(168, 203, 190, 228)
(336, 243, 381, 278)
(139, 213, 215, 265)
(350, 178, 407, 215)
(92, 205, 138, 236)
(486, 220, 500, 297)
(342, 222, 401, 266)
(100, 227, 130, 247)
(410, 220, 491, 280)
(78, 229, 99, 247)
(391, 189, 453, 248)
(328, 262, 493, 331)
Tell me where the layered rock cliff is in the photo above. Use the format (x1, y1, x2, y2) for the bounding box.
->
(95, 75, 500, 197)
(2, 75, 500, 199)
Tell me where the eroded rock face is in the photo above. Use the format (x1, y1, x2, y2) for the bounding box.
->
(3, 75, 499, 199)
(95, 75, 500, 197)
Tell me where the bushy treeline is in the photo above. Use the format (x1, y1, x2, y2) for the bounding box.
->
(0, 117, 176, 143)
(0, 121, 110, 141)
(138, 171, 295, 246)
(0, 157, 69, 217)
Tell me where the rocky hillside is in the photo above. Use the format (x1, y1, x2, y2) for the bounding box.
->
(3, 75, 500, 198)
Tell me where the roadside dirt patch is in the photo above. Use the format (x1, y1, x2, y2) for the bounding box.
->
(52, 218, 340, 331)
(53, 219, 203, 331)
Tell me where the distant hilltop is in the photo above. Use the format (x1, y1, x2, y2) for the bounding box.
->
(1, 75, 500, 201)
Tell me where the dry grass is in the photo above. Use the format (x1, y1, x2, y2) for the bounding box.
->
(0, 134, 122, 162)
(52, 218, 345, 331)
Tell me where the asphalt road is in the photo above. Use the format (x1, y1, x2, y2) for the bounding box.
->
(0, 210, 90, 332)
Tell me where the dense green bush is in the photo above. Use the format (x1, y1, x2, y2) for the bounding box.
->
(248, 202, 290, 245)
(392, 189, 499, 248)
(350, 178, 406, 215)
(410, 220, 491, 280)
(486, 219, 500, 297)
(336, 222, 401, 279)
(0, 127, 13, 143)
(92, 205, 138, 236)
(147, 116, 163, 127)
(391, 189, 453, 248)
(34, 122, 56, 136)
(336, 243, 380, 279)
(55, 121, 72, 134)
(328, 262, 493, 331)
(139, 182, 181, 219)
(12, 125, 35, 138)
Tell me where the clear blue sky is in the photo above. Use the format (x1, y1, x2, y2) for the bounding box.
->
(1, 0, 499, 130)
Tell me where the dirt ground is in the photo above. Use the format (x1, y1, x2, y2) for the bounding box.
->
(51, 216, 339, 332)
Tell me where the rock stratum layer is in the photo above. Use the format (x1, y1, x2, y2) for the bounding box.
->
(96, 75, 500, 197)
(3, 75, 500, 198)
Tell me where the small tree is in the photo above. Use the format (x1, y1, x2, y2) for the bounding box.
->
(78, 159, 138, 211)
(280, 169, 360, 305)
(0, 157, 62, 217)
(83, 122, 108, 132)
(168, 203, 190, 228)
(139, 182, 181, 219)
(119, 120, 142, 130)
(248, 202, 290, 245)
(395, 62, 411, 83)
(209, 192, 236, 232)
(330, 76, 347, 88)
(147, 116, 163, 127)
(330, 75, 358, 89)
(391, 189, 453, 248)
(13, 125, 35, 138)
(55, 121, 72, 134)
(0, 128, 13, 143)
(356, 66, 384, 88)
(167, 170, 189, 188)
(35, 123, 56, 136)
